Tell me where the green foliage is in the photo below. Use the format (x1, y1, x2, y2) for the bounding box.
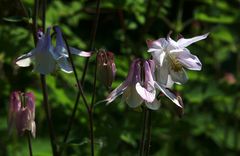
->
(1, 0, 240, 155)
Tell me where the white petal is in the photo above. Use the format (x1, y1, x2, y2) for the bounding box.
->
(169, 68, 188, 84)
(136, 82, 155, 102)
(147, 38, 168, 50)
(122, 86, 143, 108)
(34, 49, 56, 75)
(178, 49, 202, 70)
(156, 61, 169, 86)
(57, 57, 73, 73)
(106, 82, 128, 105)
(16, 51, 34, 67)
(31, 121, 36, 138)
(69, 47, 92, 57)
(145, 99, 161, 110)
(165, 75, 174, 88)
(154, 82, 182, 108)
(177, 33, 209, 48)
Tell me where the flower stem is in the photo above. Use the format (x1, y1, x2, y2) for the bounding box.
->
(61, 0, 101, 155)
(145, 109, 152, 156)
(139, 108, 152, 156)
(139, 107, 147, 156)
(40, 75, 58, 156)
(62, 34, 92, 155)
(81, 0, 101, 84)
(27, 131, 33, 156)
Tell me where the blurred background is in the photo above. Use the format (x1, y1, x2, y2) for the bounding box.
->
(0, 0, 240, 155)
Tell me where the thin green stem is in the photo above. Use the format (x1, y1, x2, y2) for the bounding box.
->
(27, 131, 33, 156)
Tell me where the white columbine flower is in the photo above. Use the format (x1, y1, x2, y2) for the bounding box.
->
(147, 33, 208, 87)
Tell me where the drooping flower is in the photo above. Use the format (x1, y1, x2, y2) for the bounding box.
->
(16, 27, 57, 74)
(147, 33, 208, 86)
(15, 26, 92, 74)
(106, 59, 181, 110)
(8, 91, 36, 137)
(97, 49, 116, 88)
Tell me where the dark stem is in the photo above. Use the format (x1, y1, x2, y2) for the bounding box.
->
(42, 0, 46, 31)
(40, 75, 58, 156)
(81, 0, 101, 84)
(139, 107, 147, 156)
(32, 0, 38, 44)
(61, 0, 101, 154)
(27, 131, 33, 156)
(39, 0, 58, 155)
(145, 109, 152, 156)
(62, 34, 94, 156)
(88, 109, 94, 156)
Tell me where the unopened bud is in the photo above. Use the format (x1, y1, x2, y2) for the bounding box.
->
(97, 49, 116, 88)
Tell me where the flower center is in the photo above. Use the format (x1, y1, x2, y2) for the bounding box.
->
(167, 54, 182, 72)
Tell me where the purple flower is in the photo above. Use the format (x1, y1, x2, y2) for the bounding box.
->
(106, 59, 182, 110)
(16, 26, 92, 74)
(147, 33, 208, 86)
(8, 91, 36, 137)
(97, 49, 116, 88)
(16, 27, 57, 74)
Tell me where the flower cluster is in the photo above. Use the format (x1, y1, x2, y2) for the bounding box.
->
(16, 26, 92, 75)
(106, 33, 208, 110)
(8, 91, 36, 137)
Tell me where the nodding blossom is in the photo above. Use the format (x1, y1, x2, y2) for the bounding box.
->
(97, 49, 116, 88)
(106, 59, 181, 110)
(15, 26, 91, 74)
(147, 33, 208, 87)
(8, 91, 36, 137)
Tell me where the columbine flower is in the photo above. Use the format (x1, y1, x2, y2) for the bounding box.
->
(53, 26, 92, 73)
(8, 91, 36, 137)
(106, 59, 182, 110)
(97, 49, 116, 88)
(16, 27, 56, 74)
(147, 33, 208, 86)
(15, 26, 91, 74)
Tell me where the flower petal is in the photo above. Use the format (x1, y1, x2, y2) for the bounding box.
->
(122, 86, 143, 108)
(169, 68, 188, 84)
(177, 49, 202, 70)
(177, 33, 209, 48)
(15, 51, 34, 67)
(146, 38, 168, 50)
(106, 82, 128, 105)
(154, 82, 182, 108)
(145, 99, 161, 110)
(156, 61, 169, 86)
(34, 48, 56, 75)
(136, 82, 155, 102)
(57, 57, 73, 73)
(69, 47, 92, 57)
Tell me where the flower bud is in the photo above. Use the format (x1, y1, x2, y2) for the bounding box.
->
(8, 91, 36, 137)
(97, 49, 116, 88)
